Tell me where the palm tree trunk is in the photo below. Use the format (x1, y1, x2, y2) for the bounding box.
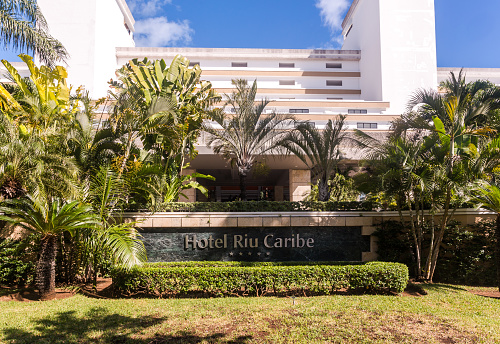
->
(318, 179, 329, 202)
(239, 173, 247, 201)
(36, 235, 58, 300)
(496, 215, 500, 292)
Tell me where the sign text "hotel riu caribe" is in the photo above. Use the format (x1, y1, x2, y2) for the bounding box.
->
(184, 233, 314, 250)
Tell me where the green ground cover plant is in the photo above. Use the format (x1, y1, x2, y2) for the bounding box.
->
(1, 284, 499, 343)
(111, 262, 408, 297)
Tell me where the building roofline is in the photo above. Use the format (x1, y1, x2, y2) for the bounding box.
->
(116, 47, 361, 60)
(116, 0, 135, 32)
(342, 0, 360, 30)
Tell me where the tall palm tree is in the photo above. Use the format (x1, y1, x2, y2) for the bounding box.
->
(0, 0, 68, 66)
(403, 71, 500, 281)
(281, 116, 347, 202)
(0, 195, 100, 300)
(204, 79, 294, 201)
(472, 182, 500, 291)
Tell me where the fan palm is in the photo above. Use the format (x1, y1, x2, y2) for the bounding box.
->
(281, 116, 347, 201)
(0, 0, 68, 66)
(472, 182, 500, 291)
(0, 195, 100, 300)
(204, 79, 294, 201)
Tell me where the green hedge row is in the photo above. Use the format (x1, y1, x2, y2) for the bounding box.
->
(150, 201, 380, 213)
(111, 262, 408, 297)
(146, 261, 364, 268)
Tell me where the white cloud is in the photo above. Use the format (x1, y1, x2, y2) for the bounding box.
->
(134, 17, 193, 47)
(128, 0, 172, 17)
(316, 0, 351, 31)
(316, 0, 351, 46)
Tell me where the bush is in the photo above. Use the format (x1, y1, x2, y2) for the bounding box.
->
(148, 200, 381, 213)
(111, 261, 408, 297)
(374, 220, 496, 285)
(0, 238, 36, 287)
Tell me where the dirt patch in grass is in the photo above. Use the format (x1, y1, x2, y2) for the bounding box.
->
(0, 278, 113, 302)
(377, 314, 481, 344)
(0, 287, 75, 302)
(468, 287, 500, 299)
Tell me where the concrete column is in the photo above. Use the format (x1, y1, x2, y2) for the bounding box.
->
(181, 168, 196, 203)
(289, 169, 311, 202)
(274, 186, 284, 201)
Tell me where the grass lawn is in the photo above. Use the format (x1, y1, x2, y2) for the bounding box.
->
(0, 284, 499, 344)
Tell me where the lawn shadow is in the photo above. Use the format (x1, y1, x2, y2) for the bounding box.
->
(422, 283, 468, 293)
(2, 307, 253, 344)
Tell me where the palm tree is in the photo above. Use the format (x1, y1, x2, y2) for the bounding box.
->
(204, 79, 294, 201)
(0, 195, 100, 300)
(472, 182, 500, 291)
(403, 71, 500, 281)
(0, 115, 79, 200)
(82, 167, 147, 287)
(281, 116, 347, 201)
(0, 0, 68, 66)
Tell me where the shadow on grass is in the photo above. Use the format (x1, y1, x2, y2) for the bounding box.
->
(422, 283, 468, 293)
(2, 307, 253, 344)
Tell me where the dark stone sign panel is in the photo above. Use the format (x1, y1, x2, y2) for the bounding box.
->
(141, 226, 370, 262)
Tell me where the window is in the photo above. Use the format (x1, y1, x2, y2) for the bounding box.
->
(326, 80, 342, 86)
(279, 80, 295, 86)
(290, 109, 309, 114)
(231, 62, 247, 67)
(279, 63, 295, 68)
(348, 109, 368, 114)
(327, 97, 343, 100)
(279, 97, 295, 100)
(326, 63, 342, 69)
(357, 123, 377, 129)
(345, 24, 353, 38)
(189, 62, 200, 67)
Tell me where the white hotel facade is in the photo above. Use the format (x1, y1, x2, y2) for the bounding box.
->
(5, 0, 500, 202)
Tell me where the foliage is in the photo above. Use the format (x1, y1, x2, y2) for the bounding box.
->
(305, 172, 359, 202)
(0, 194, 100, 299)
(111, 261, 408, 297)
(151, 200, 382, 212)
(281, 117, 348, 201)
(374, 220, 496, 285)
(204, 79, 294, 201)
(0, 0, 68, 66)
(0, 237, 36, 287)
(358, 71, 500, 281)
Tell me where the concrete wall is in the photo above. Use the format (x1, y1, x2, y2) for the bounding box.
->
(37, 0, 135, 98)
(342, 0, 438, 115)
(124, 208, 496, 262)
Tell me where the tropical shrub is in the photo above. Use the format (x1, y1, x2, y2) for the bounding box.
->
(374, 220, 496, 285)
(111, 262, 408, 297)
(0, 237, 37, 287)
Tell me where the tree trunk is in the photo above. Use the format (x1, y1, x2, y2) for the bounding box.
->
(239, 173, 247, 201)
(496, 215, 500, 292)
(318, 179, 329, 202)
(36, 235, 58, 300)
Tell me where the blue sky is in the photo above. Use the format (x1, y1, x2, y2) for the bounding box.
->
(1, 0, 499, 68)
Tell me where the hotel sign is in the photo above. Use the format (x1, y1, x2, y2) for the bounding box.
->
(141, 226, 370, 262)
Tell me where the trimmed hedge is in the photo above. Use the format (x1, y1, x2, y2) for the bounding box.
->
(150, 201, 380, 213)
(111, 261, 408, 297)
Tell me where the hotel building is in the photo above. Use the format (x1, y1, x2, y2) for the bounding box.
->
(4, 0, 500, 202)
